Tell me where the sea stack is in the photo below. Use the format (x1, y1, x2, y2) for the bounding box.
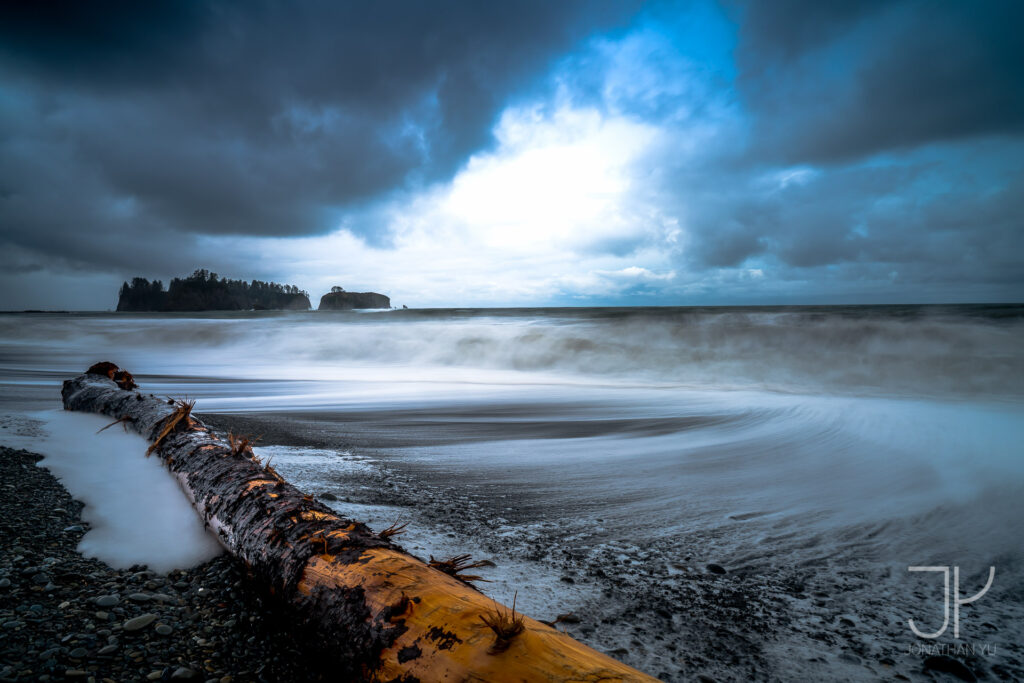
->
(318, 286, 390, 310)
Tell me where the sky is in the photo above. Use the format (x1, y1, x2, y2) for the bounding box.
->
(1, 0, 1022, 309)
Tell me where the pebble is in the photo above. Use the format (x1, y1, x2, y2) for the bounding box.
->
(97, 644, 118, 655)
(122, 614, 158, 632)
(706, 563, 727, 575)
(69, 647, 88, 658)
(128, 592, 152, 602)
(156, 624, 174, 636)
(923, 655, 977, 682)
(172, 667, 197, 680)
(0, 578, 10, 588)
(95, 595, 119, 608)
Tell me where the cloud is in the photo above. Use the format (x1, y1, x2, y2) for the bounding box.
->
(1, 0, 1022, 309)
(731, 0, 1024, 162)
(0, 0, 640, 275)
(200, 99, 677, 306)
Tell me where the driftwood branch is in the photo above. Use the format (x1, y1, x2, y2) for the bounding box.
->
(62, 364, 658, 682)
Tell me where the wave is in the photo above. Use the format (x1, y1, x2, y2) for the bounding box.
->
(1, 305, 1021, 398)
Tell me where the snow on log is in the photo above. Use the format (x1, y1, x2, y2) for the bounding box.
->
(62, 364, 660, 682)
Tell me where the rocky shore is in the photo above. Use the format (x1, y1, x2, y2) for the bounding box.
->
(0, 446, 324, 683)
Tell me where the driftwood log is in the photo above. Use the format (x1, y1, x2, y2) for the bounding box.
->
(63, 364, 659, 682)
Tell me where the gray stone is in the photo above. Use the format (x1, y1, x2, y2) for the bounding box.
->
(155, 624, 173, 636)
(97, 644, 118, 655)
(172, 667, 197, 680)
(0, 578, 10, 588)
(122, 614, 157, 632)
(69, 647, 87, 658)
(95, 595, 119, 608)
(127, 592, 151, 602)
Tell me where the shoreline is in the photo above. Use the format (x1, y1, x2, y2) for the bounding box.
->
(197, 411, 1024, 682)
(5, 397, 1023, 682)
(0, 446, 325, 683)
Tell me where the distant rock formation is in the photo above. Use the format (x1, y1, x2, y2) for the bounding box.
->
(318, 286, 390, 310)
(117, 270, 311, 311)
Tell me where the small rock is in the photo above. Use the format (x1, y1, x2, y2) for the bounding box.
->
(122, 614, 158, 632)
(69, 647, 88, 659)
(64, 525, 84, 533)
(155, 624, 173, 636)
(95, 596, 119, 608)
(706, 563, 727, 575)
(147, 672, 163, 681)
(64, 671, 89, 678)
(127, 592, 151, 602)
(172, 667, 197, 680)
(923, 655, 977, 682)
(44, 582, 59, 592)
(95, 611, 109, 620)
(0, 578, 10, 588)
(96, 644, 118, 655)
(320, 492, 338, 501)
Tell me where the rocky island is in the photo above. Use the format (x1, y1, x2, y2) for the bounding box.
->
(318, 286, 390, 310)
(117, 270, 311, 311)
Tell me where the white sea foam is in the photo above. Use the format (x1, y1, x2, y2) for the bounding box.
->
(16, 410, 222, 572)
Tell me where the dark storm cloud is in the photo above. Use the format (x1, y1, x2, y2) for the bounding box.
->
(617, 0, 1024, 299)
(732, 0, 1024, 163)
(0, 0, 638, 275)
(678, 155, 1024, 294)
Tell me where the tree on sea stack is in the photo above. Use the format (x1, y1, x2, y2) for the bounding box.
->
(62, 364, 657, 682)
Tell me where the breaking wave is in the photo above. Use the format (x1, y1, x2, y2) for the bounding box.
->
(1, 305, 1021, 398)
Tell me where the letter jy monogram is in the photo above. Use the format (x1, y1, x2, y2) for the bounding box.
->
(908, 566, 995, 639)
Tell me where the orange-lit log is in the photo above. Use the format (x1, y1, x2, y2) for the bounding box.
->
(63, 365, 659, 682)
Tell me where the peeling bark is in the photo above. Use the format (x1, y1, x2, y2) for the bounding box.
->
(63, 365, 660, 682)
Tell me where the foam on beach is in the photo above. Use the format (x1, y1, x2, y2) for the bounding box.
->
(13, 410, 222, 572)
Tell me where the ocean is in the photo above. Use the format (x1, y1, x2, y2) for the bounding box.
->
(1, 305, 1022, 680)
